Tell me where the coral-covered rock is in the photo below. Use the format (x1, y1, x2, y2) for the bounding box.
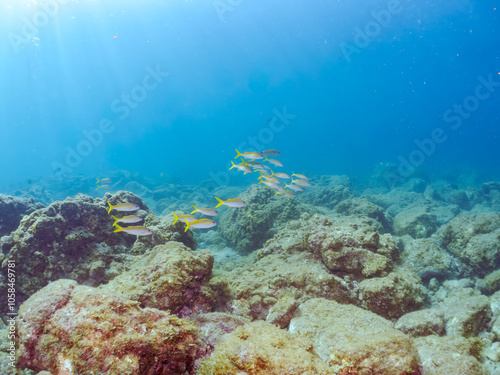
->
(335, 197, 392, 232)
(197, 320, 332, 375)
(102, 242, 214, 315)
(396, 308, 446, 337)
(17, 280, 201, 374)
(217, 185, 306, 253)
(413, 336, 483, 375)
(189, 312, 250, 349)
(393, 206, 439, 238)
(0, 194, 44, 238)
(401, 238, 454, 281)
(289, 298, 420, 374)
(300, 182, 352, 210)
(434, 212, 500, 277)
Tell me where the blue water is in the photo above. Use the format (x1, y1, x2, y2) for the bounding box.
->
(1, 0, 499, 192)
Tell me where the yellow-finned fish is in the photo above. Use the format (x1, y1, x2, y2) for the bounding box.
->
(264, 157, 283, 167)
(234, 148, 264, 160)
(259, 175, 280, 184)
(230, 160, 252, 174)
(275, 190, 296, 198)
(114, 225, 153, 236)
(292, 179, 312, 187)
(107, 201, 140, 214)
(96, 184, 112, 190)
(191, 204, 218, 216)
(285, 183, 303, 192)
(111, 215, 143, 226)
(258, 180, 280, 189)
(96, 177, 112, 184)
(262, 149, 281, 156)
(272, 172, 290, 179)
(256, 169, 272, 176)
(246, 161, 265, 169)
(184, 218, 217, 232)
(172, 212, 196, 224)
(215, 197, 246, 208)
(292, 173, 309, 180)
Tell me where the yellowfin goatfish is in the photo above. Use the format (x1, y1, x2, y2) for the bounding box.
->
(272, 172, 290, 179)
(234, 148, 264, 160)
(292, 173, 309, 180)
(259, 175, 280, 184)
(191, 204, 218, 216)
(111, 215, 143, 226)
(258, 180, 280, 189)
(275, 190, 296, 198)
(215, 197, 247, 208)
(265, 158, 283, 167)
(184, 218, 217, 232)
(96, 185, 112, 190)
(285, 183, 303, 191)
(172, 212, 197, 224)
(107, 201, 140, 214)
(96, 177, 112, 184)
(262, 149, 281, 156)
(292, 179, 312, 187)
(114, 225, 153, 236)
(230, 160, 252, 174)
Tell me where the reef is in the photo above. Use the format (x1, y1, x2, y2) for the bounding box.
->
(0, 194, 44, 238)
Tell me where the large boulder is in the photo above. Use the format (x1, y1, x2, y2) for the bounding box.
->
(0, 194, 44, 238)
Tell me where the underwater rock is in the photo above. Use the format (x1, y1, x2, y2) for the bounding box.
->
(17, 280, 201, 374)
(209, 251, 350, 323)
(395, 308, 446, 337)
(334, 197, 392, 232)
(101, 242, 214, 315)
(434, 212, 500, 277)
(477, 269, 500, 295)
(0, 194, 44, 238)
(197, 320, 332, 374)
(189, 312, 250, 349)
(0, 193, 142, 309)
(393, 205, 439, 238)
(289, 298, 420, 374)
(299, 183, 352, 210)
(401, 238, 454, 281)
(217, 184, 306, 253)
(413, 336, 483, 375)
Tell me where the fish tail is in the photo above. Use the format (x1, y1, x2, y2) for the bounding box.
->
(274, 191, 279, 196)
(113, 224, 123, 233)
(190, 204, 198, 215)
(96, 178, 100, 184)
(234, 148, 241, 159)
(107, 201, 114, 214)
(229, 161, 236, 170)
(263, 156, 269, 161)
(172, 211, 179, 224)
(215, 197, 224, 208)
(184, 220, 192, 232)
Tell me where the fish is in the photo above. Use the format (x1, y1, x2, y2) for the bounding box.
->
(292, 173, 309, 180)
(215, 197, 247, 208)
(258, 180, 280, 189)
(265, 158, 283, 167)
(292, 179, 312, 186)
(234, 148, 264, 160)
(256, 169, 272, 176)
(113, 225, 153, 236)
(96, 177, 112, 184)
(262, 149, 281, 156)
(285, 183, 303, 191)
(246, 161, 265, 169)
(270, 184, 286, 192)
(272, 172, 290, 179)
(229, 160, 252, 174)
(111, 215, 143, 226)
(96, 185, 112, 190)
(259, 175, 280, 184)
(191, 204, 218, 216)
(184, 218, 217, 232)
(107, 201, 140, 214)
(275, 190, 296, 198)
(172, 212, 197, 224)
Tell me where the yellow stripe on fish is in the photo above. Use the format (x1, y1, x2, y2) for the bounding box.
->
(215, 197, 246, 208)
(172, 212, 197, 224)
(275, 190, 296, 198)
(229, 160, 252, 173)
(292, 179, 312, 186)
(272, 172, 290, 179)
(234, 148, 264, 160)
(111, 215, 143, 227)
(113, 225, 153, 236)
(107, 201, 140, 214)
(191, 204, 218, 216)
(184, 218, 217, 232)
(264, 157, 283, 167)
